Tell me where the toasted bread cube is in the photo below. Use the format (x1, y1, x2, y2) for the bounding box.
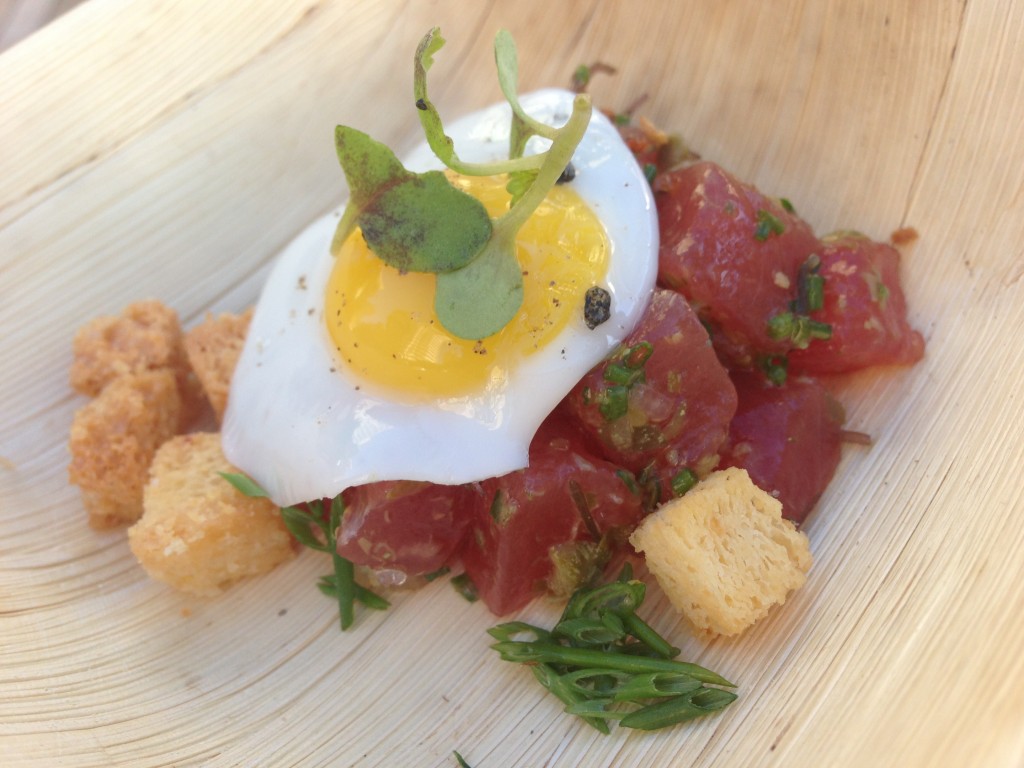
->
(629, 467, 812, 638)
(183, 308, 252, 422)
(68, 370, 182, 528)
(70, 300, 204, 423)
(128, 433, 294, 595)
(70, 300, 186, 395)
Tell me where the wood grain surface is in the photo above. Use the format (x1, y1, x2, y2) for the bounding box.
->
(2, 1, 1023, 766)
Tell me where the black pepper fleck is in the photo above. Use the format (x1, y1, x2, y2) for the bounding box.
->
(583, 286, 612, 329)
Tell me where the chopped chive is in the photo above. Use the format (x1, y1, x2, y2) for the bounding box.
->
(451, 573, 479, 602)
(598, 385, 629, 421)
(759, 354, 789, 386)
(754, 209, 785, 241)
(670, 468, 698, 498)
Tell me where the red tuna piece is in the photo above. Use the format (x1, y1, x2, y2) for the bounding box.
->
(719, 372, 845, 524)
(460, 413, 645, 616)
(655, 161, 821, 367)
(787, 232, 925, 373)
(564, 288, 736, 481)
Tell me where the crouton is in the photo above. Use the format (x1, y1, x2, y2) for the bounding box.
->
(68, 370, 182, 528)
(183, 308, 252, 422)
(629, 467, 812, 638)
(69, 299, 204, 423)
(128, 433, 294, 596)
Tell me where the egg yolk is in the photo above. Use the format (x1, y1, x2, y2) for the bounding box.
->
(325, 175, 610, 399)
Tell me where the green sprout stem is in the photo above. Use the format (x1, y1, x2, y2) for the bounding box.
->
(333, 27, 595, 340)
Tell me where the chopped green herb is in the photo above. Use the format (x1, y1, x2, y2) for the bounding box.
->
(452, 573, 479, 602)
(453, 751, 474, 768)
(593, 341, 654, 421)
(489, 489, 514, 526)
(874, 281, 890, 304)
(489, 565, 736, 732)
(795, 254, 825, 314)
(598, 384, 630, 421)
(423, 566, 451, 582)
(779, 197, 796, 214)
(643, 163, 657, 183)
(670, 468, 698, 497)
(759, 354, 789, 386)
(220, 473, 389, 630)
(615, 468, 641, 496)
(754, 209, 785, 241)
(547, 540, 609, 598)
(768, 311, 832, 349)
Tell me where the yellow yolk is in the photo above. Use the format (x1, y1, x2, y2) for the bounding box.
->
(324, 175, 610, 399)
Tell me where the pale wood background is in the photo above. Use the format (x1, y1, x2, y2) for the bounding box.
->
(2, 1, 1023, 767)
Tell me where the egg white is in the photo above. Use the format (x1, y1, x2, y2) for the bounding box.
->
(222, 89, 658, 506)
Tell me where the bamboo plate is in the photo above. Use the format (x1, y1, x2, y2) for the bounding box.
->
(2, 1, 1022, 766)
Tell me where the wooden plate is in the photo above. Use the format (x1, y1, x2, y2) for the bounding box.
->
(2, 2, 1022, 765)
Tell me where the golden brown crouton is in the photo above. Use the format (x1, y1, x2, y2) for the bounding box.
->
(68, 370, 182, 528)
(183, 308, 252, 422)
(69, 300, 204, 423)
(128, 433, 294, 596)
(629, 467, 812, 638)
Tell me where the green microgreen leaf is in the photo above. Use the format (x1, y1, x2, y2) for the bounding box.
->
(413, 28, 545, 178)
(331, 126, 492, 273)
(453, 751, 474, 768)
(433, 237, 525, 339)
(325, 26, 592, 341)
(494, 29, 559, 143)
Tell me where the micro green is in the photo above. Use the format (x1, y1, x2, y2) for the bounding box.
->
(331, 27, 594, 341)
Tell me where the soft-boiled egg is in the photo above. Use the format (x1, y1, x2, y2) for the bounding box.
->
(222, 89, 658, 506)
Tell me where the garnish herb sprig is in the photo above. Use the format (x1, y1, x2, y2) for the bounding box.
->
(331, 27, 594, 341)
(221, 473, 389, 630)
(488, 565, 737, 732)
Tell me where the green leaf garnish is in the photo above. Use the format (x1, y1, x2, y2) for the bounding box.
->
(219, 471, 269, 498)
(331, 126, 492, 273)
(220, 473, 388, 631)
(488, 564, 737, 732)
(332, 27, 594, 340)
